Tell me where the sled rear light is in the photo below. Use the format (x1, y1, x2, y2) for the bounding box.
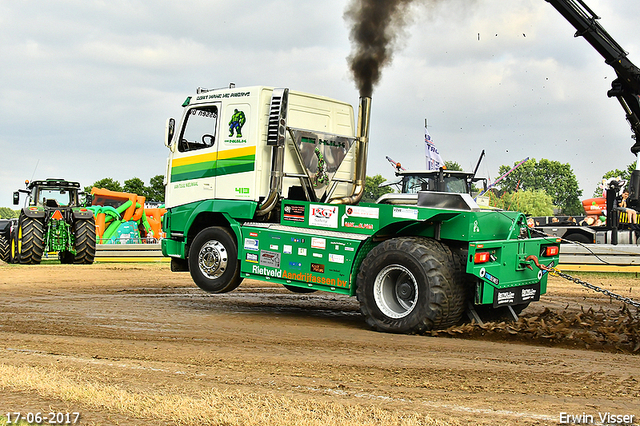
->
(474, 252, 491, 264)
(543, 246, 559, 257)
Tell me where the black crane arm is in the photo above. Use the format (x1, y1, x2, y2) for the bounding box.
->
(546, 0, 640, 155)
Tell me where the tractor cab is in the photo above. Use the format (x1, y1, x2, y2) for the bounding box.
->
(380, 169, 487, 196)
(15, 179, 83, 209)
(399, 170, 474, 194)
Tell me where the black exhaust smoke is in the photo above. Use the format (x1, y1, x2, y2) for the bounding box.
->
(345, 0, 416, 97)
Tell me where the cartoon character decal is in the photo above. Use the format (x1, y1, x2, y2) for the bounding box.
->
(229, 109, 246, 137)
(313, 146, 328, 186)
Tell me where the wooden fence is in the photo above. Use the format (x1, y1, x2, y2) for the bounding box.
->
(557, 244, 640, 272)
(95, 243, 167, 263)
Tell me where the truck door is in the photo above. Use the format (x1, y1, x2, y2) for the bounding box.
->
(215, 102, 255, 201)
(168, 104, 221, 207)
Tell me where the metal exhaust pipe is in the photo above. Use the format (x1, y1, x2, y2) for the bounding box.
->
(329, 96, 371, 204)
(256, 88, 289, 217)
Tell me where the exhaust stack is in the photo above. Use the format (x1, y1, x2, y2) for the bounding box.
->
(329, 96, 371, 204)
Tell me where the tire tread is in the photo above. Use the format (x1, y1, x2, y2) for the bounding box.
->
(356, 237, 466, 333)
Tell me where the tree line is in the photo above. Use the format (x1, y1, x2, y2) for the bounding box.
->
(84, 175, 165, 203)
(1, 161, 634, 219)
(0, 176, 165, 219)
(364, 158, 634, 217)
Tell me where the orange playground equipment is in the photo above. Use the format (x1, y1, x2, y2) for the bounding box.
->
(582, 197, 606, 216)
(90, 188, 166, 244)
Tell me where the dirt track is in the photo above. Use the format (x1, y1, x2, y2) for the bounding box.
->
(0, 263, 638, 425)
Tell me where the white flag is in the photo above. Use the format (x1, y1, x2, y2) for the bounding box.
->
(424, 126, 443, 170)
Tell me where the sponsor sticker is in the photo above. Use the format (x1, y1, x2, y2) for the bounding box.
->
(244, 238, 259, 251)
(311, 237, 326, 250)
(345, 206, 379, 219)
(479, 267, 499, 285)
(310, 263, 325, 274)
(313, 253, 323, 258)
(245, 252, 258, 263)
(343, 221, 374, 230)
(298, 247, 307, 256)
(393, 207, 418, 220)
(288, 261, 302, 270)
(485, 272, 500, 286)
(329, 253, 344, 264)
(260, 250, 281, 268)
(283, 204, 306, 222)
(269, 244, 279, 250)
(496, 290, 516, 306)
(309, 204, 338, 228)
(493, 283, 541, 307)
(283, 245, 293, 254)
(521, 287, 538, 302)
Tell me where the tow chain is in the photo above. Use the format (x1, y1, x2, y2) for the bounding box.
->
(526, 255, 640, 309)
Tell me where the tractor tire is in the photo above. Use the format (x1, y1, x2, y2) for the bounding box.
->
(0, 235, 9, 263)
(10, 228, 18, 263)
(356, 237, 465, 333)
(15, 216, 45, 265)
(72, 218, 96, 264)
(188, 226, 243, 294)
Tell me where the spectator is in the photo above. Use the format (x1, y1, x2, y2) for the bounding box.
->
(615, 190, 637, 223)
(580, 216, 596, 226)
(551, 217, 559, 223)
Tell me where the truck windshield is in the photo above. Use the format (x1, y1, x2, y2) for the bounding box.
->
(179, 106, 219, 153)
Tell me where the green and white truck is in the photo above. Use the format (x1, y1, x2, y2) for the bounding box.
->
(161, 85, 560, 333)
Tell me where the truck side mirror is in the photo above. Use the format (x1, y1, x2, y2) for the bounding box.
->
(165, 118, 175, 149)
(12, 191, 19, 205)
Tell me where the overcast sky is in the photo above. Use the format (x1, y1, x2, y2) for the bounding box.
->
(2, 0, 639, 209)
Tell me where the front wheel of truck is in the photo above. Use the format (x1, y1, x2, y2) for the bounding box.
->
(188, 226, 243, 293)
(356, 237, 465, 333)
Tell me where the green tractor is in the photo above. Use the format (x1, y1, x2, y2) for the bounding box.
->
(11, 179, 96, 264)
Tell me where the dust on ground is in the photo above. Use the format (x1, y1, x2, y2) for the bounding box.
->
(0, 263, 638, 425)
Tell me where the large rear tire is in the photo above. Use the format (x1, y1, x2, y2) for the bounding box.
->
(188, 226, 243, 293)
(15, 216, 45, 265)
(356, 237, 465, 333)
(0, 235, 9, 262)
(73, 218, 96, 264)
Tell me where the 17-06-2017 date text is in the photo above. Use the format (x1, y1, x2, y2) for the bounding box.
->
(5, 412, 80, 424)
